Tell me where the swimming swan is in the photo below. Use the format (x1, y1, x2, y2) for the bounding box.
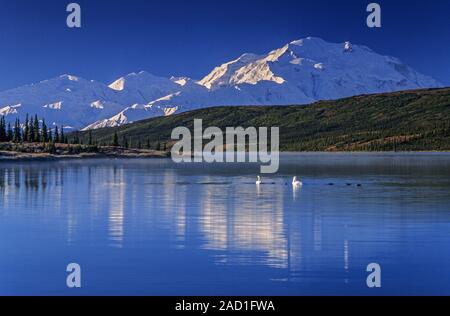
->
(292, 177, 303, 187)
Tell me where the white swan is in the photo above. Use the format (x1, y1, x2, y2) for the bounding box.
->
(256, 176, 262, 185)
(292, 176, 303, 187)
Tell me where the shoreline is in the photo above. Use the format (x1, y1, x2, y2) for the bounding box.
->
(0, 142, 171, 162)
(2, 150, 450, 162)
(0, 150, 170, 162)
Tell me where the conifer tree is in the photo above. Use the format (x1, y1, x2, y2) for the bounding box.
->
(33, 115, 40, 142)
(0, 117, 6, 142)
(7, 123, 13, 142)
(54, 126, 60, 143)
(48, 128, 53, 143)
(18, 118, 22, 142)
(13, 118, 21, 143)
(42, 119, 48, 143)
(60, 127, 65, 144)
(24, 114, 29, 142)
(28, 117, 34, 142)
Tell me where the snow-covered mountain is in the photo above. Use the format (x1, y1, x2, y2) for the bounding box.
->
(0, 71, 180, 130)
(0, 37, 442, 130)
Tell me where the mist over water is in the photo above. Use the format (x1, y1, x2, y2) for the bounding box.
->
(1, 153, 450, 295)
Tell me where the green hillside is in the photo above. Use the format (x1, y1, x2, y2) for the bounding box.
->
(69, 88, 450, 151)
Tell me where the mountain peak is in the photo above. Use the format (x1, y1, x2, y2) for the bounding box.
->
(109, 71, 175, 92)
(171, 76, 193, 87)
(109, 77, 126, 91)
(59, 74, 81, 81)
(289, 36, 325, 46)
(126, 70, 152, 77)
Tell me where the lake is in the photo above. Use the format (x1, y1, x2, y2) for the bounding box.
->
(1, 153, 450, 295)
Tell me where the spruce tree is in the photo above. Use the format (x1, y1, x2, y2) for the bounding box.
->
(0, 117, 6, 142)
(33, 115, 40, 142)
(28, 117, 34, 142)
(24, 114, 29, 142)
(6, 123, 13, 142)
(13, 119, 21, 143)
(60, 127, 65, 144)
(48, 128, 53, 142)
(54, 126, 60, 143)
(42, 119, 48, 143)
(17, 118, 22, 142)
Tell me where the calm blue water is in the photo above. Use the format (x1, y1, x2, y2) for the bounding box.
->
(0, 153, 450, 296)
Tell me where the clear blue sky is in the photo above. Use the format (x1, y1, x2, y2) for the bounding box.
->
(0, 0, 449, 90)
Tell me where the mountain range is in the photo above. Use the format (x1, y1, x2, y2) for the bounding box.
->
(0, 37, 442, 131)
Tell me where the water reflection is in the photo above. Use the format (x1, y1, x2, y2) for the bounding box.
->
(0, 162, 301, 271)
(108, 168, 125, 248)
(200, 182, 289, 268)
(1, 154, 450, 295)
(292, 184, 302, 200)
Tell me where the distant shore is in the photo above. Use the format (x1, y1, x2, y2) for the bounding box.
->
(0, 143, 169, 161)
(2, 145, 449, 163)
(0, 151, 170, 161)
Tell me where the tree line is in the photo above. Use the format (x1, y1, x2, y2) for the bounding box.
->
(110, 131, 167, 150)
(68, 129, 168, 151)
(0, 114, 67, 144)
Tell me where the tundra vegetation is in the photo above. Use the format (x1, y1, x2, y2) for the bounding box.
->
(68, 88, 450, 152)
